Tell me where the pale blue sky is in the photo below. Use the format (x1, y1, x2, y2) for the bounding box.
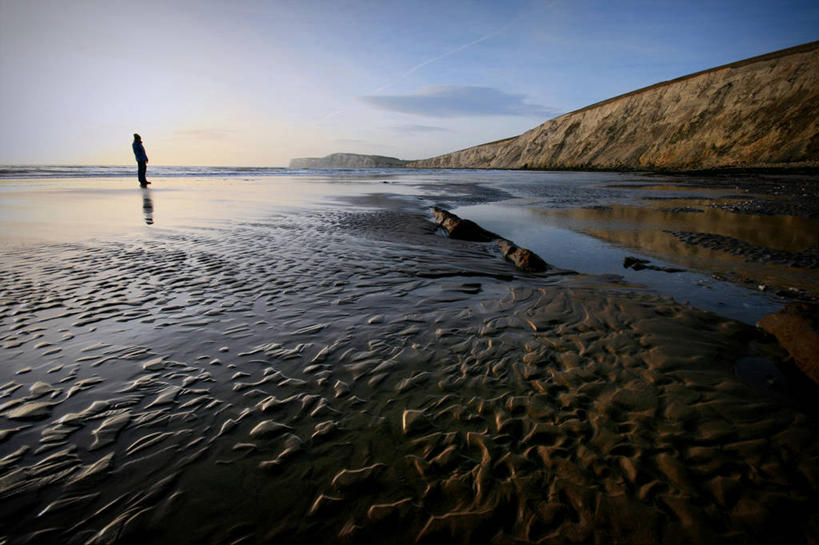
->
(1, 0, 816, 166)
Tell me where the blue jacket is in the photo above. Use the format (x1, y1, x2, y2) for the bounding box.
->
(132, 141, 148, 162)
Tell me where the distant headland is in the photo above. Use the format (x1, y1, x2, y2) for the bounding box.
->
(295, 41, 819, 172)
(289, 153, 408, 168)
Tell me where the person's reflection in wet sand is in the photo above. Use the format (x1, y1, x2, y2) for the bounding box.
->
(141, 188, 154, 225)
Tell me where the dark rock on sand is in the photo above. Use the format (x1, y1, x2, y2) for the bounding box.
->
(623, 256, 650, 270)
(623, 256, 685, 273)
(497, 239, 549, 273)
(431, 207, 549, 272)
(758, 303, 819, 385)
(432, 207, 497, 242)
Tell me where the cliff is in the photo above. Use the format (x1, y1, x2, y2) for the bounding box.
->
(289, 153, 408, 168)
(409, 41, 819, 171)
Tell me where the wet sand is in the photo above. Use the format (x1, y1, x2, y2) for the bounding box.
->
(1, 173, 818, 544)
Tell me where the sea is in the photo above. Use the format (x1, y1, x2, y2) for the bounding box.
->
(0, 164, 431, 179)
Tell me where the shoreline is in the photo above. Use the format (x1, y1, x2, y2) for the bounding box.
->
(403, 164, 819, 175)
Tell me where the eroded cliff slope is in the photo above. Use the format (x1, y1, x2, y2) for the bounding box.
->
(410, 42, 819, 170)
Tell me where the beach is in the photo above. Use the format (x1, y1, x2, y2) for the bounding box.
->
(1, 169, 818, 544)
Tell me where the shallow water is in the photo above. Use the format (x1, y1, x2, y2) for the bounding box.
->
(449, 173, 818, 324)
(0, 176, 428, 245)
(452, 201, 793, 324)
(1, 171, 818, 544)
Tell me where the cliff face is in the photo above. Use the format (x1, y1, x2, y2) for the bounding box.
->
(289, 153, 407, 168)
(410, 42, 819, 170)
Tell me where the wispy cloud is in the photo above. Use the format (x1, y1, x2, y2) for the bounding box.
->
(388, 124, 453, 134)
(362, 86, 558, 118)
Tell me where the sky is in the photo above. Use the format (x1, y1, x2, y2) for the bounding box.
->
(0, 0, 816, 167)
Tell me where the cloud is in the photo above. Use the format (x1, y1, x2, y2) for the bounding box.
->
(388, 124, 453, 134)
(362, 86, 558, 118)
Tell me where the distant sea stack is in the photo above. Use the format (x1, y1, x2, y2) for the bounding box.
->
(409, 41, 819, 171)
(289, 153, 408, 168)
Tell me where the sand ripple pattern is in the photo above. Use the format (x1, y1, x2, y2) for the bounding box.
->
(1, 209, 817, 544)
(667, 230, 819, 269)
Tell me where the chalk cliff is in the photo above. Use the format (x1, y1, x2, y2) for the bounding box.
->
(289, 153, 407, 168)
(409, 42, 819, 170)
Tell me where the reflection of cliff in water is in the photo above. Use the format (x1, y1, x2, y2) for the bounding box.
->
(542, 201, 819, 251)
(538, 200, 819, 291)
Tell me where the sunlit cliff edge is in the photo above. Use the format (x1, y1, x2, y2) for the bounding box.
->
(289, 153, 407, 168)
(408, 41, 819, 171)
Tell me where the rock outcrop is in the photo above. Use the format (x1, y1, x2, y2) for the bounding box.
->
(410, 41, 819, 171)
(496, 239, 549, 273)
(431, 207, 549, 273)
(623, 256, 685, 273)
(289, 153, 408, 168)
(432, 207, 498, 242)
(758, 303, 819, 385)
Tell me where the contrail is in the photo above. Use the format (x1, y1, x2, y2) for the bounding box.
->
(373, 22, 515, 94)
(384, 0, 561, 88)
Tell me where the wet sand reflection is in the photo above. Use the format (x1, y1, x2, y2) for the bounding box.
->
(141, 188, 154, 225)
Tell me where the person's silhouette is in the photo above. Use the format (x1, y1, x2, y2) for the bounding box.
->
(132, 133, 150, 186)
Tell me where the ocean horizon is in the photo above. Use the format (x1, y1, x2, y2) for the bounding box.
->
(0, 164, 457, 180)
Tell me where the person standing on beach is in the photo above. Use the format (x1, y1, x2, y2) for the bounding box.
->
(132, 133, 150, 186)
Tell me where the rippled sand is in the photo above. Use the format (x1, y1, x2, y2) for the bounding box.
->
(1, 176, 818, 544)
